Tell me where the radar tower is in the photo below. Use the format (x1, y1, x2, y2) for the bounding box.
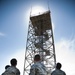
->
(23, 10, 56, 75)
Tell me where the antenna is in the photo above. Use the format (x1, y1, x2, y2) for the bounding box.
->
(30, 6, 32, 17)
(47, 0, 50, 11)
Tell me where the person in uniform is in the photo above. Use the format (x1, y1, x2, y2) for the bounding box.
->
(2, 58, 20, 75)
(51, 63, 66, 75)
(29, 54, 47, 75)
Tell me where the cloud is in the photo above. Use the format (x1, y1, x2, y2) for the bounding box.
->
(55, 38, 75, 75)
(1, 38, 75, 75)
(0, 32, 6, 37)
(9, 38, 75, 75)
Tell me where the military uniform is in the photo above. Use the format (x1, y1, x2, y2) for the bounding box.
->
(51, 69, 66, 75)
(2, 66, 20, 75)
(29, 61, 47, 75)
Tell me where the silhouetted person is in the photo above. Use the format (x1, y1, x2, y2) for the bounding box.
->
(1, 65, 10, 75)
(2, 58, 20, 75)
(51, 63, 66, 75)
(5, 65, 10, 69)
(7, 58, 20, 75)
(29, 54, 47, 75)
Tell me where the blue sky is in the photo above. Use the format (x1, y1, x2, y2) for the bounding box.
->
(0, 0, 75, 75)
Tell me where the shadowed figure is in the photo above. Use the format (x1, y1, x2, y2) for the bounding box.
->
(51, 63, 66, 75)
(5, 65, 10, 69)
(2, 65, 10, 75)
(2, 58, 20, 75)
(29, 54, 47, 75)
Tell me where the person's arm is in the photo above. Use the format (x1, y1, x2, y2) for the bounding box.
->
(16, 69, 20, 75)
(64, 72, 66, 75)
(1, 73, 4, 75)
(51, 72, 53, 75)
(51, 71, 55, 75)
(29, 65, 36, 75)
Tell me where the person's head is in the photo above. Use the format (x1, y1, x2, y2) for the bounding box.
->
(34, 54, 41, 62)
(10, 58, 17, 66)
(5, 65, 10, 69)
(56, 63, 62, 69)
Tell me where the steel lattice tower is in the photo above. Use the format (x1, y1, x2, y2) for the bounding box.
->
(23, 10, 56, 75)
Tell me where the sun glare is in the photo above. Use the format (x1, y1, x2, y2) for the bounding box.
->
(31, 6, 46, 16)
(25, 6, 46, 24)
